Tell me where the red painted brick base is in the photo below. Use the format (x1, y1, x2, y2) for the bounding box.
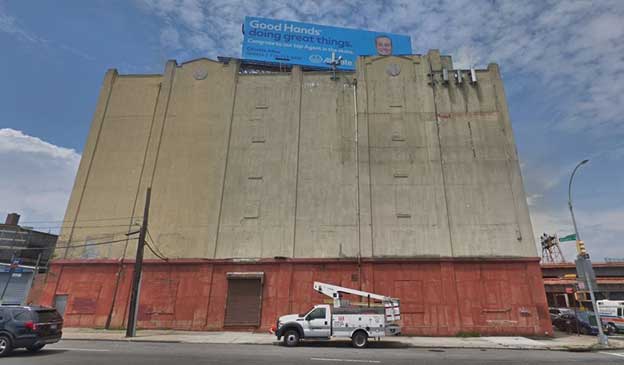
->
(30, 258, 552, 336)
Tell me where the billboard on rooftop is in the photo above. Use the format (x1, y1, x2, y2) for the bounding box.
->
(242, 16, 412, 70)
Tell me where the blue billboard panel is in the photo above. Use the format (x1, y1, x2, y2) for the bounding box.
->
(242, 17, 412, 70)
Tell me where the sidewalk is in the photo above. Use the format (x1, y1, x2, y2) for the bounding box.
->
(61, 328, 624, 351)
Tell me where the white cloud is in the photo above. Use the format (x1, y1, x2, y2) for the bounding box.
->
(0, 129, 80, 228)
(178, 0, 204, 29)
(453, 45, 482, 69)
(0, 4, 94, 61)
(160, 25, 182, 50)
(521, 160, 573, 198)
(526, 193, 543, 207)
(0, 129, 78, 160)
(0, 6, 42, 43)
(136, 0, 182, 16)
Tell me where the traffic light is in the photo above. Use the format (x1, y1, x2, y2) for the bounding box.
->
(575, 291, 590, 302)
(576, 240, 587, 256)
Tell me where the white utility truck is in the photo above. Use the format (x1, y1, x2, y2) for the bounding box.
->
(597, 299, 624, 333)
(271, 282, 401, 348)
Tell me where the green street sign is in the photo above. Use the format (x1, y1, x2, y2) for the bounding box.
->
(560, 234, 577, 242)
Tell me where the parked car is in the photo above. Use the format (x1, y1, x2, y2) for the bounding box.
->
(552, 311, 608, 335)
(0, 306, 63, 357)
(549, 307, 572, 321)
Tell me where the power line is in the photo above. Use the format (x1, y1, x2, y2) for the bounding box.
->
(145, 240, 168, 261)
(5, 237, 138, 251)
(19, 216, 143, 224)
(146, 229, 167, 258)
(0, 229, 135, 246)
(24, 223, 142, 230)
(56, 237, 138, 250)
(148, 240, 167, 259)
(1, 231, 140, 251)
(146, 229, 156, 246)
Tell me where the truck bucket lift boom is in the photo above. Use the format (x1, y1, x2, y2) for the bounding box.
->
(313, 281, 400, 322)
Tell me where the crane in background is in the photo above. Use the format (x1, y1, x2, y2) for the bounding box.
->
(541, 233, 566, 263)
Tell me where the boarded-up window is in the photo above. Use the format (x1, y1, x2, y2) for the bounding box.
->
(139, 278, 178, 318)
(224, 273, 264, 326)
(67, 282, 102, 315)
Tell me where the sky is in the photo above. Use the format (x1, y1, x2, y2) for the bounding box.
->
(1, 0, 623, 262)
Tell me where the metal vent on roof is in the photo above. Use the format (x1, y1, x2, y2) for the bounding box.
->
(470, 69, 477, 83)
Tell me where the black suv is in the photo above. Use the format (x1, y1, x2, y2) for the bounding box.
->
(0, 306, 63, 357)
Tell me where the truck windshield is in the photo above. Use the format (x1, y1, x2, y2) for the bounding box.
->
(299, 307, 314, 317)
(307, 308, 326, 320)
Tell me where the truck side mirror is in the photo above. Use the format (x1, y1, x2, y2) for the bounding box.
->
(305, 315, 311, 321)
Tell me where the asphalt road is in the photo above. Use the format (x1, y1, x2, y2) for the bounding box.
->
(2, 340, 624, 364)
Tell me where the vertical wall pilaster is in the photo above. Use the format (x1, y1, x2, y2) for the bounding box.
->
(212, 61, 241, 258)
(123, 61, 177, 259)
(291, 66, 304, 257)
(355, 57, 374, 257)
(59, 69, 118, 258)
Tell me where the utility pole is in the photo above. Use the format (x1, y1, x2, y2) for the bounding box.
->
(568, 160, 608, 346)
(126, 187, 151, 337)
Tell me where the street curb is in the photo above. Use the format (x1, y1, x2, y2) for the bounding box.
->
(61, 337, 183, 344)
(59, 337, 624, 352)
(61, 337, 274, 346)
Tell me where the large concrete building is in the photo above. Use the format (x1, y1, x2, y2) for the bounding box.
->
(33, 50, 551, 335)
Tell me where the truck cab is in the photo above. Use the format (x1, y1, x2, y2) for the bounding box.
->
(274, 304, 332, 345)
(304, 305, 332, 337)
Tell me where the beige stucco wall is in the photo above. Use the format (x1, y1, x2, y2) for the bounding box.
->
(57, 51, 537, 260)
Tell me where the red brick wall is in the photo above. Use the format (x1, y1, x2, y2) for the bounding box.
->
(30, 258, 552, 336)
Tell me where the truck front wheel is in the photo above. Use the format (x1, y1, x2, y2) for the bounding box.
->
(352, 331, 368, 348)
(283, 329, 300, 347)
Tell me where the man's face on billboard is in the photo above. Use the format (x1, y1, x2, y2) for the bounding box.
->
(376, 37, 392, 56)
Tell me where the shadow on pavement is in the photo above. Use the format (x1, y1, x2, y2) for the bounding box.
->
(272, 340, 409, 348)
(7, 349, 69, 358)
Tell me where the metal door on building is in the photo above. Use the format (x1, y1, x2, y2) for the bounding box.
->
(224, 272, 264, 326)
(54, 295, 68, 317)
(0, 271, 33, 305)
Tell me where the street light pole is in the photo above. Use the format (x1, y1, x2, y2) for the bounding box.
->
(567, 160, 587, 245)
(568, 159, 608, 346)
